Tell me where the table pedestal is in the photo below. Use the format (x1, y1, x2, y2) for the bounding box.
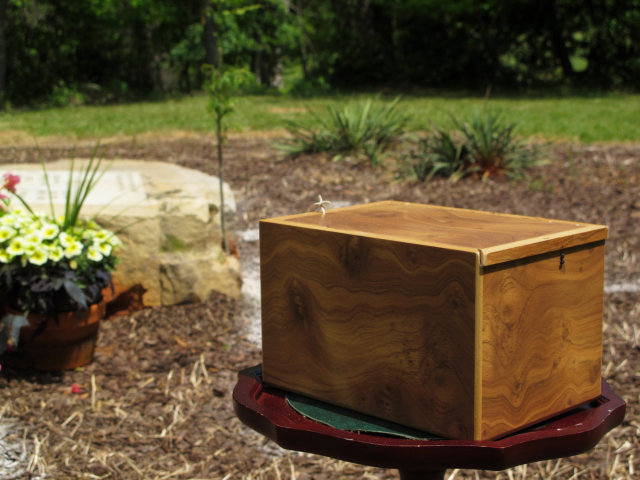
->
(399, 470, 445, 480)
(233, 365, 625, 478)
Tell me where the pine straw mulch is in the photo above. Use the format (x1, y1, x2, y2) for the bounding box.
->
(0, 135, 638, 479)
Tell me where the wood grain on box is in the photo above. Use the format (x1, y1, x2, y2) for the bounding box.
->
(260, 201, 608, 440)
(480, 242, 605, 439)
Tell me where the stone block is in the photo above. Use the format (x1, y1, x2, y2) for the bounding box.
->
(0, 160, 241, 307)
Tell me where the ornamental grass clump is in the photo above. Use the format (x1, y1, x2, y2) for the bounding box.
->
(281, 97, 409, 166)
(0, 155, 121, 356)
(405, 109, 546, 182)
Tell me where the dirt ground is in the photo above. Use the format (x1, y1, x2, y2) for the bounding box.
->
(0, 135, 638, 479)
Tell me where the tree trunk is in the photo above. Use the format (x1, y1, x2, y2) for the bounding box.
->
(216, 113, 228, 255)
(292, 1, 309, 78)
(270, 47, 283, 88)
(252, 50, 263, 85)
(549, 0, 574, 79)
(131, 18, 155, 91)
(0, 0, 7, 103)
(202, 0, 219, 69)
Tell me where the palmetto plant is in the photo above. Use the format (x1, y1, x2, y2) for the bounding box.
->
(281, 97, 409, 166)
(407, 109, 545, 182)
(455, 109, 541, 177)
(409, 128, 475, 182)
(327, 98, 407, 156)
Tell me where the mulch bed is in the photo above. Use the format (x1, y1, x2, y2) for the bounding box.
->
(0, 135, 638, 479)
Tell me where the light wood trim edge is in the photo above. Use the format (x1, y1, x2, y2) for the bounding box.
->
(263, 200, 604, 229)
(474, 251, 483, 441)
(261, 216, 481, 255)
(261, 200, 400, 223)
(479, 225, 608, 266)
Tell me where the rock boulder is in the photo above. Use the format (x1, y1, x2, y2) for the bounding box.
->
(0, 160, 241, 308)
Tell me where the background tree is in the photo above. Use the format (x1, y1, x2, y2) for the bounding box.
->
(301, 0, 640, 91)
(204, 0, 261, 254)
(202, 0, 220, 69)
(0, 0, 7, 104)
(1, 0, 638, 106)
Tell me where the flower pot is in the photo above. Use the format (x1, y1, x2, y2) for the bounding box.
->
(4, 300, 105, 371)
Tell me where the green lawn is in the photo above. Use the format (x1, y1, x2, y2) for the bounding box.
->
(1, 92, 638, 143)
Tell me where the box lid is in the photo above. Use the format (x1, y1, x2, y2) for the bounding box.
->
(261, 201, 608, 266)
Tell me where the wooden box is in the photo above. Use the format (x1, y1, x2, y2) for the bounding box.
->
(260, 201, 607, 440)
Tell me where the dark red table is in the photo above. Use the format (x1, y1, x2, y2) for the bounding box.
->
(233, 365, 626, 480)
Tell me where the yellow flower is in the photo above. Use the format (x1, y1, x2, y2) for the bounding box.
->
(40, 223, 59, 240)
(25, 231, 42, 244)
(107, 234, 121, 247)
(28, 247, 48, 266)
(64, 240, 83, 258)
(0, 216, 15, 226)
(69, 259, 78, 270)
(87, 245, 103, 262)
(59, 232, 74, 247)
(0, 251, 10, 263)
(48, 245, 64, 262)
(6, 237, 25, 256)
(24, 241, 38, 256)
(1, 214, 22, 229)
(0, 226, 15, 242)
(94, 230, 109, 241)
(97, 241, 112, 256)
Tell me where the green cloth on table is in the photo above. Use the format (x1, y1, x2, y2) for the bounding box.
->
(286, 392, 439, 440)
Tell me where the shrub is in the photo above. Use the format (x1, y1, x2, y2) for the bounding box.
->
(406, 109, 545, 182)
(287, 76, 331, 97)
(47, 81, 87, 108)
(456, 109, 542, 178)
(406, 129, 474, 182)
(281, 97, 409, 166)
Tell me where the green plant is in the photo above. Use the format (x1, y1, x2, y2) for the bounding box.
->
(527, 177, 555, 193)
(455, 110, 513, 172)
(9, 148, 111, 233)
(0, 160, 120, 358)
(281, 124, 334, 154)
(203, 0, 263, 256)
(406, 129, 476, 182)
(47, 81, 86, 108)
(408, 110, 546, 182)
(0, 209, 119, 314)
(281, 97, 409, 166)
(205, 66, 255, 255)
(164, 23, 206, 92)
(455, 109, 541, 178)
(286, 76, 331, 97)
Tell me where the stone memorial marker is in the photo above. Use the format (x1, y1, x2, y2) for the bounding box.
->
(0, 160, 241, 308)
(9, 169, 147, 206)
